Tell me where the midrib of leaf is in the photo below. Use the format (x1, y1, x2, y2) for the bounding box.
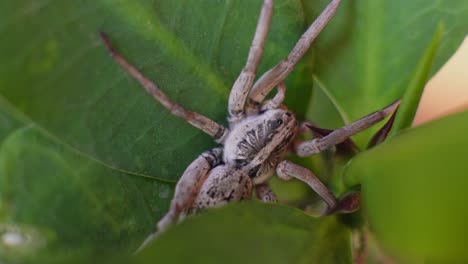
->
(208, 0, 234, 66)
(0, 95, 175, 183)
(101, 0, 230, 96)
(362, 0, 383, 109)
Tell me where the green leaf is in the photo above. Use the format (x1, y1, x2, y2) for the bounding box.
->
(0, 0, 311, 182)
(344, 111, 468, 262)
(305, 0, 468, 145)
(391, 23, 443, 133)
(136, 203, 352, 264)
(0, 1, 334, 261)
(0, 102, 173, 263)
(312, 75, 351, 125)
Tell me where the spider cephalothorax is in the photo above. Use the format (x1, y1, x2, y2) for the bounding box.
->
(100, 0, 399, 251)
(224, 109, 297, 183)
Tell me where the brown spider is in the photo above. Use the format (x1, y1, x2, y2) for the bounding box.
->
(100, 0, 399, 251)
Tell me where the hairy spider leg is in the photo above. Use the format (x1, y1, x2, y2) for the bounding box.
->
(277, 161, 362, 215)
(100, 33, 228, 143)
(255, 183, 278, 202)
(275, 100, 400, 214)
(296, 100, 401, 157)
(260, 82, 287, 111)
(276, 161, 337, 210)
(228, 0, 273, 125)
(247, 0, 342, 110)
(136, 148, 223, 253)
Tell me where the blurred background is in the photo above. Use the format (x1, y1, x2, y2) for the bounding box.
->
(414, 36, 468, 125)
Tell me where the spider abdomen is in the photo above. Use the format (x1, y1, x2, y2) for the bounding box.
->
(189, 165, 253, 213)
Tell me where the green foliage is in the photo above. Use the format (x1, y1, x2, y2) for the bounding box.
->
(306, 0, 467, 144)
(136, 203, 352, 264)
(0, 101, 171, 263)
(345, 111, 468, 262)
(0, 0, 467, 263)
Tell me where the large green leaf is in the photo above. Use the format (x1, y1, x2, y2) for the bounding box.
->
(0, 0, 313, 182)
(136, 203, 352, 264)
(0, 1, 334, 262)
(344, 111, 468, 262)
(0, 101, 173, 263)
(306, 0, 468, 145)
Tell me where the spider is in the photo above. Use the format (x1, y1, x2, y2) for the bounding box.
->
(100, 0, 399, 250)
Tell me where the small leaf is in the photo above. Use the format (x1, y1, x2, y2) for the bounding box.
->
(367, 106, 398, 149)
(391, 23, 444, 133)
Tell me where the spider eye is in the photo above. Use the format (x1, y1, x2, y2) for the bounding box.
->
(276, 119, 283, 126)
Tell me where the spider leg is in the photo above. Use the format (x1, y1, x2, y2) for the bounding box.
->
(135, 148, 223, 253)
(276, 160, 337, 211)
(296, 100, 400, 157)
(228, 0, 273, 125)
(259, 82, 286, 112)
(255, 183, 278, 202)
(277, 161, 361, 215)
(247, 0, 341, 108)
(157, 148, 223, 231)
(100, 33, 228, 143)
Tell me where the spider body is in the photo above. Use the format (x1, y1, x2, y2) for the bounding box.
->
(224, 109, 297, 183)
(100, 0, 400, 251)
(180, 109, 297, 217)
